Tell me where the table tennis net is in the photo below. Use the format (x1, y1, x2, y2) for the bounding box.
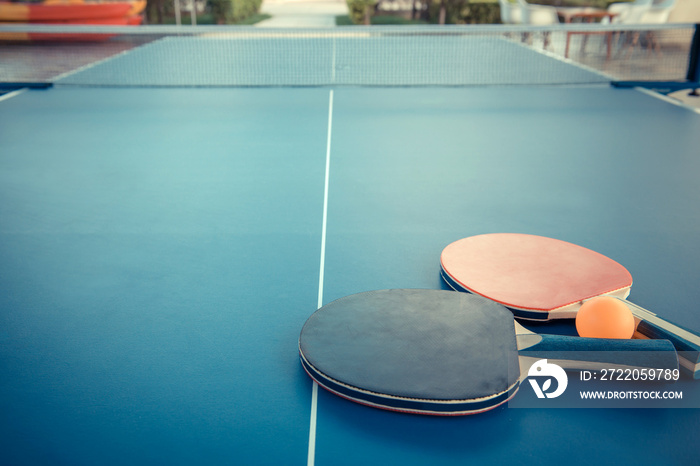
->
(0, 24, 696, 87)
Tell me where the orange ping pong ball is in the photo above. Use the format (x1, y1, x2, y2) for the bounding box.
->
(575, 296, 635, 339)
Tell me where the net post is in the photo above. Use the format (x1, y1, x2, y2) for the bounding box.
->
(612, 23, 700, 95)
(686, 24, 700, 95)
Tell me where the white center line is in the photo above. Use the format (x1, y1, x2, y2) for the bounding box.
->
(308, 88, 334, 466)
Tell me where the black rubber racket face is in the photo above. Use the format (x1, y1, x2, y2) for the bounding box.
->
(299, 289, 520, 415)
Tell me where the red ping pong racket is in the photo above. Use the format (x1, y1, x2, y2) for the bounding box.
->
(440, 233, 700, 379)
(299, 289, 677, 415)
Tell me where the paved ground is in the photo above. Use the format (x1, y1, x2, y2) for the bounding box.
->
(256, 0, 348, 28)
(669, 0, 700, 23)
(254, 0, 700, 28)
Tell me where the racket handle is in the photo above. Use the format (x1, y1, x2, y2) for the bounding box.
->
(518, 333, 678, 372)
(621, 298, 700, 379)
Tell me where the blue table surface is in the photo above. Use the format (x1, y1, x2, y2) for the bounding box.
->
(1, 85, 699, 465)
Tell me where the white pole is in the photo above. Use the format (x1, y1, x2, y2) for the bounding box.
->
(174, 0, 181, 26)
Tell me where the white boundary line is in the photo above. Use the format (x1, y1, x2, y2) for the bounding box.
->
(507, 34, 612, 84)
(0, 88, 27, 103)
(53, 36, 171, 83)
(308, 89, 333, 466)
(634, 87, 700, 114)
(52, 48, 136, 82)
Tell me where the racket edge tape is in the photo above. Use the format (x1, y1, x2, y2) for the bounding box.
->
(299, 347, 520, 416)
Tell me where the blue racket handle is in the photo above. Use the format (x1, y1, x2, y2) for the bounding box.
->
(621, 298, 700, 379)
(517, 333, 678, 371)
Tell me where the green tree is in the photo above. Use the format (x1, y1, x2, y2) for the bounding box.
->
(346, 0, 379, 25)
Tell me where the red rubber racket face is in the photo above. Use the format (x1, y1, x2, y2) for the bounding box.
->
(440, 233, 633, 320)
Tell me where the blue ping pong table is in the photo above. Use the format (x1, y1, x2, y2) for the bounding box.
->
(1, 25, 699, 465)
